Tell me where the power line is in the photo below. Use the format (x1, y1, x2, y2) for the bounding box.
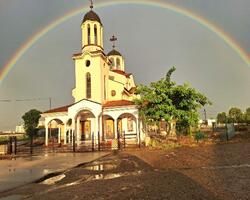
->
(0, 97, 52, 109)
(0, 100, 11, 102)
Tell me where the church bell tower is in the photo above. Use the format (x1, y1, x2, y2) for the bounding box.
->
(72, 1, 107, 104)
(81, 1, 103, 52)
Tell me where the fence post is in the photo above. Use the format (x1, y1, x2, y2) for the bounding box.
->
(30, 134, 33, 155)
(117, 131, 121, 150)
(98, 131, 100, 151)
(9, 137, 13, 155)
(225, 123, 229, 141)
(73, 131, 76, 152)
(138, 121, 141, 148)
(123, 131, 126, 149)
(14, 136, 17, 155)
(92, 132, 95, 152)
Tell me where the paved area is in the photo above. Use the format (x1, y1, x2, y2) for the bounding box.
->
(0, 152, 109, 193)
(1, 142, 250, 199)
(0, 153, 217, 200)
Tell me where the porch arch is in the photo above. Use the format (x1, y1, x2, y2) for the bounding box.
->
(102, 114, 115, 140)
(74, 109, 97, 145)
(46, 118, 64, 145)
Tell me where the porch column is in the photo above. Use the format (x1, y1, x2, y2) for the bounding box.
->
(140, 121, 144, 141)
(136, 117, 140, 144)
(64, 124, 67, 145)
(58, 127, 61, 144)
(72, 120, 76, 146)
(99, 115, 103, 140)
(114, 118, 118, 139)
(68, 129, 71, 144)
(45, 124, 49, 146)
(95, 117, 99, 145)
(76, 117, 81, 145)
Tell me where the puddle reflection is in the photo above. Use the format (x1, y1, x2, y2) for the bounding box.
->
(41, 174, 66, 185)
(84, 163, 116, 171)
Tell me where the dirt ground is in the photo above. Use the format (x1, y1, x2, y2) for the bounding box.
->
(1, 141, 250, 200)
(130, 142, 250, 200)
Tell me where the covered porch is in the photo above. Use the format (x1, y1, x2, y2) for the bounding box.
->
(43, 99, 143, 150)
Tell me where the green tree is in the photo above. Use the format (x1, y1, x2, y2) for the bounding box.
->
(217, 112, 227, 124)
(228, 107, 243, 123)
(244, 107, 250, 124)
(22, 109, 41, 154)
(134, 67, 211, 135)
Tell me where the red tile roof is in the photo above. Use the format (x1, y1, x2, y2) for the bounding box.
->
(112, 70, 131, 78)
(103, 100, 135, 108)
(43, 104, 73, 114)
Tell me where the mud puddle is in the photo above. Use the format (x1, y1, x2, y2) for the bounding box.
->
(83, 163, 116, 171)
(41, 174, 66, 185)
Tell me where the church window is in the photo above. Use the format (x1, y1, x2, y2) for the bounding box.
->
(116, 58, 121, 70)
(86, 73, 91, 99)
(86, 60, 91, 67)
(87, 24, 91, 44)
(111, 90, 116, 97)
(94, 25, 98, 45)
(110, 58, 115, 68)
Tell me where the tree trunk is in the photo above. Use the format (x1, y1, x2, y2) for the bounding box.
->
(166, 122, 171, 136)
(30, 132, 33, 154)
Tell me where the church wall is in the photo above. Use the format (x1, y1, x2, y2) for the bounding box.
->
(107, 78, 125, 101)
(100, 57, 110, 102)
(73, 54, 103, 103)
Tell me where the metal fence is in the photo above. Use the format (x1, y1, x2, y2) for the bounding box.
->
(1, 131, 141, 156)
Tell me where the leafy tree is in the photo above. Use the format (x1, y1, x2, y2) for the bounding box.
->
(244, 107, 250, 124)
(22, 109, 41, 154)
(217, 112, 227, 124)
(134, 67, 211, 135)
(228, 107, 243, 123)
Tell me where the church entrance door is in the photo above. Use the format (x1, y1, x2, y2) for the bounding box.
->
(81, 120, 91, 141)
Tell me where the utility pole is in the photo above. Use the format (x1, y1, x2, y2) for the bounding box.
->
(204, 108, 207, 126)
(49, 97, 52, 110)
(204, 108, 207, 121)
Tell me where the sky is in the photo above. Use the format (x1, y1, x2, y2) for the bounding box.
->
(0, 0, 249, 131)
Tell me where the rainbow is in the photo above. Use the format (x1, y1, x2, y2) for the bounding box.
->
(1, 0, 249, 83)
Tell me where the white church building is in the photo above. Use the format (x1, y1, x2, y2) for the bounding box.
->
(42, 4, 145, 148)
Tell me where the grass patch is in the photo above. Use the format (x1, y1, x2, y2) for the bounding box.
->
(149, 138, 181, 150)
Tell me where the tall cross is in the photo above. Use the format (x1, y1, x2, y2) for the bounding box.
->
(110, 35, 117, 49)
(90, 0, 93, 9)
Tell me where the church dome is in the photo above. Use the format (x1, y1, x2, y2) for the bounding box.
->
(107, 49, 122, 57)
(82, 10, 102, 25)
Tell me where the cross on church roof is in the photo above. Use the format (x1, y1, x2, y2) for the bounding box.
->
(110, 35, 117, 49)
(90, 0, 93, 9)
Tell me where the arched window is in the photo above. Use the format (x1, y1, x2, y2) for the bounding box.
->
(116, 58, 121, 70)
(110, 58, 115, 68)
(87, 24, 91, 45)
(94, 25, 98, 45)
(86, 73, 91, 99)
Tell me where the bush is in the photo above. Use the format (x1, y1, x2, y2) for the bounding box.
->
(194, 132, 205, 143)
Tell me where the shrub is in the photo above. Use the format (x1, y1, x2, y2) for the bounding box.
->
(194, 132, 205, 143)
